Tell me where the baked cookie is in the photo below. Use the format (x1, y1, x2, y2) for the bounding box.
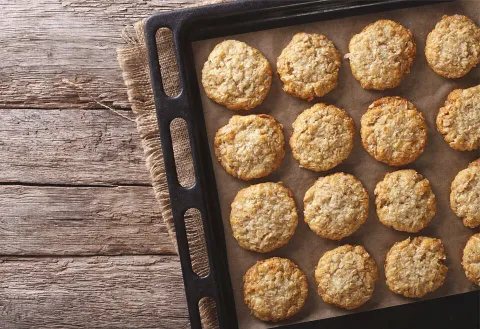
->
(346, 20, 416, 90)
(385, 237, 448, 298)
(361, 97, 427, 166)
(450, 159, 480, 228)
(375, 169, 436, 233)
(425, 15, 480, 78)
(315, 245, 378, 310)
(230, 182, 298, 253)
(202, 40, 272, 110)
(437, 85, 480, 151)
(277, 32, 341, 100)
(214, 114, 284, 180)
(243, 257, 308, 322)
(304, 173, 369, 240)
(290, 103, 355, 172)
(462, 233, 480, 285)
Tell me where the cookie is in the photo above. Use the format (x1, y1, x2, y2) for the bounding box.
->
(202, 40, 272, 110)
(385, 237, 448, 298)
(462, 233, 480, 286)
(437, 85, 480, 151)
(375, 169, 436, 233)
(290, 103, 355, 172)
(243, 257, 308, 322)
(450, 159, 480, 228)
(361, 96, 427, 166)
(346, 20, 416, 90)
(230, 182, 298, 253)
(315, 245, 378, 310)
(214, 114, 284, 180)
(425, 15, 480, 78)
(277, 32, 341, 100)
(304, 173, 369, 240)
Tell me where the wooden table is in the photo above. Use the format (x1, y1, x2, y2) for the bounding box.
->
(0, 1, 196, 327)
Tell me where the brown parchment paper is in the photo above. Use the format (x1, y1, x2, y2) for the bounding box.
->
(192, 1, 480, 328)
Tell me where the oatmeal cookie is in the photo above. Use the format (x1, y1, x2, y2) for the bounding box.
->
(346, 20, 416, 90)
(315, 245, 378, 309)
(243, 257, 308, 322)
(202, 40, 272, 110)
(462, 233, 480, 286)
(425, 15, 480, 78)
(230, 182, 298, 253)
(361, 96, 427, 166)
(214, 114, 284, 180)
(277, 32, 341, 100)
(290, 103, 355, 172)
(385, 237, 448, 298)
(437, 85, 480, 151)
(304, 173, 369, 240)
(375, 169, 436, 233)
(450, 159, 480, 228)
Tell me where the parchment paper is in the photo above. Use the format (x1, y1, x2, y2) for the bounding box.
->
(192, 1, 480, 328)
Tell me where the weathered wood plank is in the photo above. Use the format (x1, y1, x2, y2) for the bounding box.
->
(0, 185, 176, 256)
(0, 108, 151, 185)
(0, 255, 188, 328)
(0, 0, 196, 109)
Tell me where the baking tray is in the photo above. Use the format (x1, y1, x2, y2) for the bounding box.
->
(144, 1, 478, 329)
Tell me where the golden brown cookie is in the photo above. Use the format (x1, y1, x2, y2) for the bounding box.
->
(425, 15, 480, 78)
(385, 237, 448, 298)
(214, 114, 284, 180)
(361, 97, 427, 166)
(290, 103, 355, 172)
(304, 173, 369, 240)
(375, 170, 436, 233)
(243, 257, 308, 322)
(462, 233, 480, 286)
(277, 32, 341, 100)
(230, 182, 298, 253)
(450, 159, 480, 228)
(202, 40, 272, 110)
(315, 245, 378, 310)
(346, 20, 416, 90)
(437, 85, 480, 151)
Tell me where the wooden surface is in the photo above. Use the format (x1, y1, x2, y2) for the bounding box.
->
(0, 0, 195, 327)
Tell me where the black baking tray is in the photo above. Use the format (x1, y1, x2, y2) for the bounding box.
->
(143, 1, 479, 329)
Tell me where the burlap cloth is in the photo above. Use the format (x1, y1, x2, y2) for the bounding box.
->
(116, 2, 227, 328)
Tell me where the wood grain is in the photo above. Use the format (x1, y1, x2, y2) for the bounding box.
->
(0, 0, 196, 109)
(0, 255, 189, 328)
(0, 185, 176, 256)
(0, 108, 151, 185)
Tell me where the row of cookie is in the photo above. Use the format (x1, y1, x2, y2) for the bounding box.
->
(202, 15, 480, 110)
(215, 88, 479, 184)
(231, 160, 479, 257)
(244, 234, 480, 323)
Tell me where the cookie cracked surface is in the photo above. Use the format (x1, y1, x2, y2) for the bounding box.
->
(437, 85, 480, 151)
(290, 103, 355, 172)
(385, 237, 448, 298)
(361, 96, 427, 166)
(277, 32, 341, 100)
(202, 40, 272, 110)
(375, 169, 436, 233)
(304, 173, 369, 240)
(315, 245, 378, 310)
(230, 182, 298, 253)
(450, 159, 480, 228)
(425, 15, 480, 78)
(214, 114, 284, 180)
(347, 20, 416, 90)
(243, 257, 308, 322)
(462, 233, 480, 286)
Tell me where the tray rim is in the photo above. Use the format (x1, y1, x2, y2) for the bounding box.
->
(142, 1, 479, 329)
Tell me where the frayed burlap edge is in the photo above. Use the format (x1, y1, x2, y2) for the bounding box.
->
(116, 2, 229, 329)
